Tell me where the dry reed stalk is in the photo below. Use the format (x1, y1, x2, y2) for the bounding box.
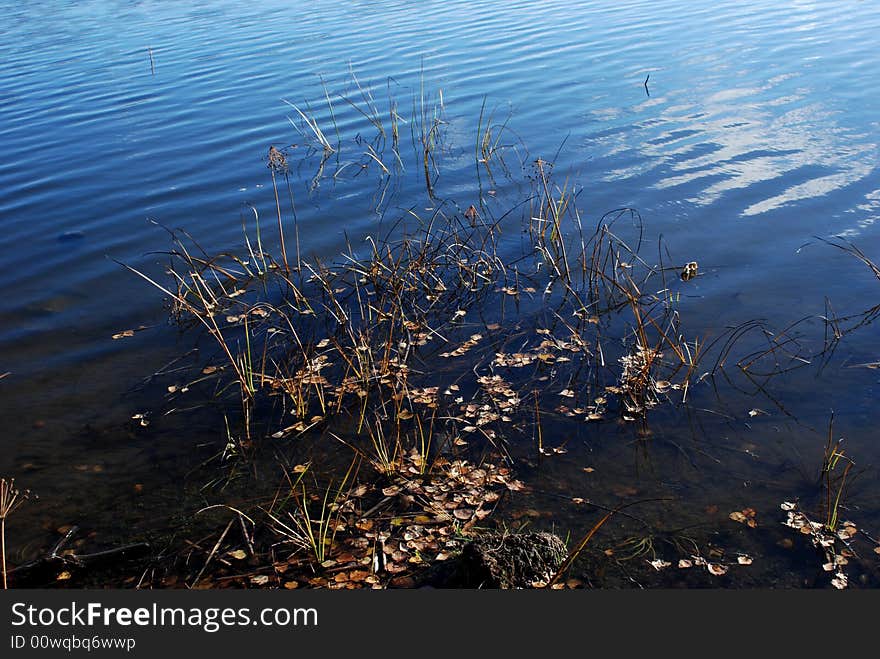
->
(0, 478, 29, 589)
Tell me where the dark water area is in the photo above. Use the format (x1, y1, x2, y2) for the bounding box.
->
(2, 0, 880, 587)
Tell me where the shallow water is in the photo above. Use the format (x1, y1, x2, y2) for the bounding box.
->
(2, 0, 880, 586)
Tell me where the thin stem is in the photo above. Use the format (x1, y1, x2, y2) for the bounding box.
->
(2, 519, 7, 590)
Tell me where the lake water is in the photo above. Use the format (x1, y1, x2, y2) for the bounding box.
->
(2, 0, 880, 586)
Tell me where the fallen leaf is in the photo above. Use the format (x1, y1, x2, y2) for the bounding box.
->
(737, 555, 753, 565)
(729, 508, 757, 527)
(350, 484, 368, 498)
(131, 413, 149, 427)
(837, 523, 857, 540)
(228, 550, 247, 560)
(707, 563, 729, 576)
(250, 575, 269, 586)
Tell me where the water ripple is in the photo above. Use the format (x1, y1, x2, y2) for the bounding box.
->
(0, 0, 879, 402)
